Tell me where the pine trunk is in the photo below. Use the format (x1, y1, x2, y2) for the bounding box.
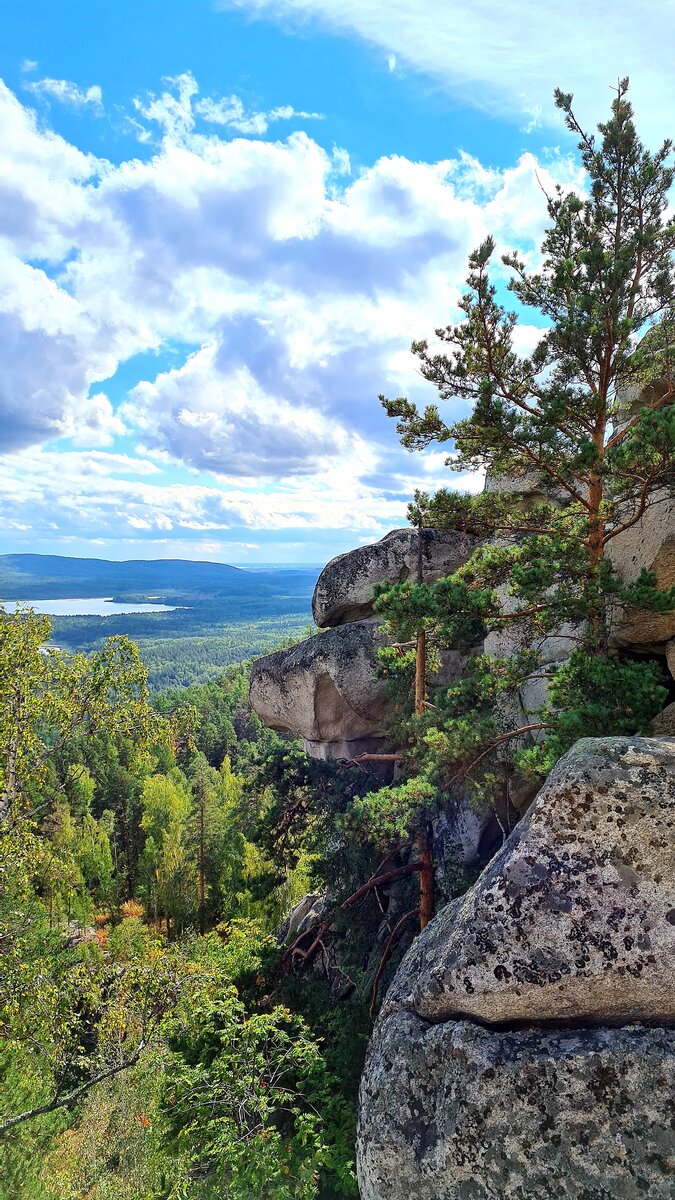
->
(416, 825, 435, 928)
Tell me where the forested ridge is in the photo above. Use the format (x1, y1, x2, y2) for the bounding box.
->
(0, 554, 320, 691)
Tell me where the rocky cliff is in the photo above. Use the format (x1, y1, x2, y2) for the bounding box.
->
(357, 736, 675, 1199)
(249, 528, 477, 763)
(248, 473, 675, 1198)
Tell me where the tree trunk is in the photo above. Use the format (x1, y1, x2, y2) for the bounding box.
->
(416, 824, 435, 928)
(586, 410, 609, 649)
(415, 628, 426, 715)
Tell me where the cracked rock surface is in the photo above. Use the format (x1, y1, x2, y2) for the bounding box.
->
(358, 1014, 675, 1200)
(357, 736, 675, 1199)
(383, 736, 675, 1025)
(312, 527, 477, 628)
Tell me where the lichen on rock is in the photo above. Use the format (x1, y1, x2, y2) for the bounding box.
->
(357, 736, 675, 1200)
(358, 1013, 675, 1200)
(383, 735, 675, 1026)
(312, 527, 477, 628)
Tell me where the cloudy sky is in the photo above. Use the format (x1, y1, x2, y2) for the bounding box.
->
(1, 0, 672, 564)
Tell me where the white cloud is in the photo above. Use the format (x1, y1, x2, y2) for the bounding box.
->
(218, 0, 673, 141)
(121, 341, 374, 477)
(0, 445, 408, 541)
(69, 393, 127, 448)
(196, 94, 323, 135)
(0, 74, 583, 552)
(132, 71, 322, 143)
(387, 54, 396, 73)
(25, 77, 103, 110)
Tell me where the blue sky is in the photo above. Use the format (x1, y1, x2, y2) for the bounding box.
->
(0, 0, 671, 563)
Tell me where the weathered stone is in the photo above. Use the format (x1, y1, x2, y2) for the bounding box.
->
(609, 494, 675, 649)
(383, 736, 675, 1025)
(668, 640, 675, 680)
(312, 528, 477, 628)
(651, 702, 675, 735)
(249, 620, 388, 744)
(358, 1013, 675, 1200)
(433, 796, 496, 866)
(249, 619, 465, 759)
(302, 735, 388, 762)
(278, 893, 325, 946)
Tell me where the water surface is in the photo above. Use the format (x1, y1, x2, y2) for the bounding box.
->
(1, 597, 183, 616)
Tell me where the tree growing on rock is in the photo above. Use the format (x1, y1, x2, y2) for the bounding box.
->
(366, 79, 675, 902)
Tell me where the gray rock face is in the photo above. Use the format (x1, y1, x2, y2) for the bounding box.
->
(249, 620, 388, 745)
(312, 528, 477, 628)
(384, 736, 675, 1026)
(652, 702, 675, 735)
(609, 494, 675, 649)
(357, 736, 675, 1200)
(249, 618, 465, 760)
(278, 893, 325, 946)
(358, 1013, 675, 1200)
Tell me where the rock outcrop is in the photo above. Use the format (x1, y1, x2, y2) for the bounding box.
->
(357, 736, 675, 1199)
(609, 495, 675, 650)
(249, 616, 466, 761)
(249, 620, 389, 754)
(312, 528, 477, 628)
(250, 528, 475, 762)
(382, 736, 675, 1025)
(358, 1016, 675, 1200)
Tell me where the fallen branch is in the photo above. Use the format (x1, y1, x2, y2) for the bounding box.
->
(345, 752, 403, 766)
(283, 862, 423, 971)
(0, 1044, 145, 1135)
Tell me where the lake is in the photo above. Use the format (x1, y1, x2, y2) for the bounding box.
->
(1, 597, 184, 616)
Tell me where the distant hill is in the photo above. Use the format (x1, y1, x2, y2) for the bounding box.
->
(0, 554, 250, 599)
(0, 553, 320, 690)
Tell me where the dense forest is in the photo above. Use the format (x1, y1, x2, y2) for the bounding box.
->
(2, 81, 675, 1200)
(0, 554, 320, 691)
(0, 610, 375, 1199)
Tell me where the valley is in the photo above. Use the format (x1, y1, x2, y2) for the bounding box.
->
(0, 554, 320, 689)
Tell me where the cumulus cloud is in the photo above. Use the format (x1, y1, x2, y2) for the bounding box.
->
(25, 76, 103, 110)
(196, 94, 323, 135)
(132, 70, 322, 143)
(0, 73, 577, 550)
(0, 445, 407, 542)
(122, 340, 373, 477)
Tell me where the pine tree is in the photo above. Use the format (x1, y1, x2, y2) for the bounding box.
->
(372, 79, 675, 838)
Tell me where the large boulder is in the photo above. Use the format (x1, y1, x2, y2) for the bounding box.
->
(609, 494, 675, 649)
(358, 1015, 675, 1200)
(312, 528, 477, 628)
(652, 702, 675, 735)
(357, 735, 675, 1200)
(383, 736, 675, 1026)
(249, 619, 465, 760)
(249, 620, 388, 747)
